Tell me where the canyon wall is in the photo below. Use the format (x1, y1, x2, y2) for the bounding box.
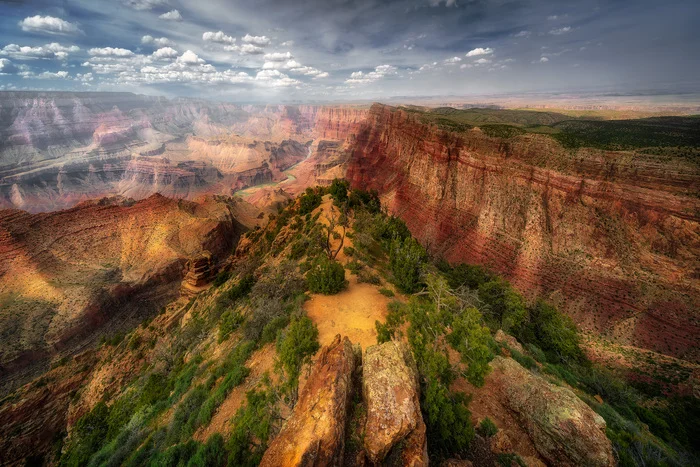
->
(0, 193, 256, 394)
(0, 92, 368, 212)
(347, 104, 700, 361)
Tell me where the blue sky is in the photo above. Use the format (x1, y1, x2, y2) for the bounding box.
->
(0, 0, 698, 101)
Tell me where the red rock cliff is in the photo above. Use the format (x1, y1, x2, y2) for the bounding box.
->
(347, 104, 700, 361)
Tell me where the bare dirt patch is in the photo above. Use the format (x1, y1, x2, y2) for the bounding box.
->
(305, 274, 390, 350)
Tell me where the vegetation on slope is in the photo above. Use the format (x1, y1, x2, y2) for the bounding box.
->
(57, 179, 699, 467)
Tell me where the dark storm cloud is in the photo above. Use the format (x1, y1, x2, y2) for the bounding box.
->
(0, 0, 698, 99)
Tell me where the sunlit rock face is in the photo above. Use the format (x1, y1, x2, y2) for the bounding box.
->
(346, 104, 700, 361)
(0, 193, 255, 394)
(0, 92, 369, 212)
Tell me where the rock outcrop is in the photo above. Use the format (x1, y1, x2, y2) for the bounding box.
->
(260, 335, 356, 467)
(489, 356, 615, 467)
(346, 103, 700, 361)
(0, 193, 253, 394)
(362, 341, 428, 465)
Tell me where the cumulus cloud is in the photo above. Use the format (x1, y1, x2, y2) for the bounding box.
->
(0, 43, 79, 60)
(239, 43, 265, 55)
(89, 47, 135, 57)
(549, 26, 571, 35)
(152, 47, 179, 60)
(123, 0, 168, 10)
(254, 69, 300, 87)
(280, 40, 294, 47)
(159, 10, 182, 21)
(0, 58, 18, 74)
(466, 47, 493, 57)
(264, 51, 293, 62)
(241, 34, 271, 46)
(514, 30, 531, 38)
(474, 58, 491, 65)
(21, 70, 70, 79)
(346, 64, 397, 84)
(445, 56, 462, 64)
(428, 0, 457, 6)
(18, 16, 79, 35)
(203, 31, 236, 44)
(176, 50, 204, 65)
(142, 35, 175, 47)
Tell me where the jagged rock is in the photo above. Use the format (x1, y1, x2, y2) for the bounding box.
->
(362, 341, 427, 465)
(260, 335, 356, 467)
(494, 330, 524, 353)
(181, 251, 215, 293)
(490, 429, 514, 454)
(490, 356, 615, 467)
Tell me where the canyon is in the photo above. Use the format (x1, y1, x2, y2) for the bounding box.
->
(0, 92, 698, 465)
(347, 104, 700, 362)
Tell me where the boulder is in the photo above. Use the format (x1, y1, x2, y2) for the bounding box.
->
(490, 357, 615, 467)
(494, 330, 524, 353)
(260, 335, 356, 467)
(362, 341, 427, 465)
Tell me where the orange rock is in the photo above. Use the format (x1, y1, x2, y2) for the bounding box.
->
(260, 335, 356, 467)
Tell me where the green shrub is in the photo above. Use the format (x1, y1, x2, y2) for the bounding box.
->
(477, 417, 499, 437)
(213, 271, 232, 287)
(348, 188, 381, 213)
(343, 246, 355, 257)
(288, 239, 308, 260)
(227, 386, 277, 467)
(167, 385, 209, 445)
(306, 257, 347, 294)
(378, 288, 395, 297)
(357, 270, 381, 285)
(389, 236, 427, 293)
(477, 279, 527, 332)
(329, 178, 349, 204)
(517, 300, 583, 364)
(447, 307, 493, 387)
(218, 309, 244, 343)
(438, 261, 493, 289)
(346, 260, 363, 274)
(276, 317, 320, 402)
(260, 315, 289, 345)
(187, 434, 226, 466)
(510, 349, 537, 371)
(298, 187, 323, 215)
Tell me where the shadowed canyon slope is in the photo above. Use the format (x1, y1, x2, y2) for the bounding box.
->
(347, 104, 700, 361)
(0, 193, 256, 394)
(0, 92, 367, 212)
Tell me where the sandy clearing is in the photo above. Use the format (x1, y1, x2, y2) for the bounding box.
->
(305, 274, 390, 350)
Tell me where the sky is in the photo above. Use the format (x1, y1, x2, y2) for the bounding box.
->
(0, 0, 698, 101)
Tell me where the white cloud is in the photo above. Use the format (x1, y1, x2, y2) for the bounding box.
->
(466, 47, 493, 57)
(264, 51, 293, 62)
(445, 56, 462, 64)
(0, 59, 18, 74)
(280, 40, 294, 47)
(474, 58, 491, 65)
(547, 15, 558, 20)
(89, 47, 134, 57)
(142, 35, 175, 47)
(76, 72, 94, 82)
(549, 27, 571, 35)
(123, 0, 168, 10)
(159, 10, 182, 21)
(241, 34, 271, 46)
(428, 0, 457, 6)
(537, 56, 549, 63)
(21, 70, 70, 79)
(0, 43, 79, 60)
(254, 69, 300, 87)
(203, 31, 236, 45)
(176, 50, 204, 65)
(346, 64, 397, 84)
(18, 16, 79, 35)
(152, 47, 179, 60)
(239, 44, 265, 55)
(514, 30, 531, 38)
